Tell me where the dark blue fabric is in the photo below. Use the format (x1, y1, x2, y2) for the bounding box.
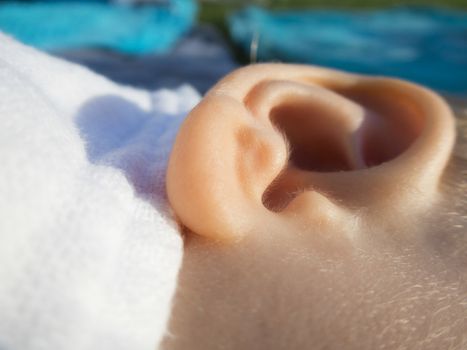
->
(229, 6, 467, 93)
(0, 0, 196, 54)
(56, 25, 238, 93)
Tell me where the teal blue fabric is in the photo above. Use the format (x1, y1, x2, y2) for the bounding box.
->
(229, 7, 467, 93)
(0, 0, 197, 54)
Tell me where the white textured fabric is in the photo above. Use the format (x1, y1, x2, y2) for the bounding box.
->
(0, 33, 200, 350)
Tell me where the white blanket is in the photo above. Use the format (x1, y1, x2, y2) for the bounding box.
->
(0, 33, 200, 350)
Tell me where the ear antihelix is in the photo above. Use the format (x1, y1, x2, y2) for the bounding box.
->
(236, 125, 290, 198)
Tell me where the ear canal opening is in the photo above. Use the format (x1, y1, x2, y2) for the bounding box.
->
(262, 170, 304, 212)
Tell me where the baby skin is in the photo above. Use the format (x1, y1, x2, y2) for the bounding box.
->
(163, 64, 467, 350)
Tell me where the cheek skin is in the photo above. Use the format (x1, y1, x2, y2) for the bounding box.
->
(162, 212, 467, 350)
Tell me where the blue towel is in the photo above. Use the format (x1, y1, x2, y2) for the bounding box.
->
(0, 0, 196, 54)
(229, 6, 467, 93)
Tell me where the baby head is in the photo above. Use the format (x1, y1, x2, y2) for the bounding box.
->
(163, 64, 467, 349)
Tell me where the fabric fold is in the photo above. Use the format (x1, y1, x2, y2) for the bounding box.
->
(0, 33, 199, 350)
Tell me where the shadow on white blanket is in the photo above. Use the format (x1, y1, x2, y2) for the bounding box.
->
(0, 33, 200, 350)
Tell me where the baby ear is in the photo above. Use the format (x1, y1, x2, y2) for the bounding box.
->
(167, 64, 455, 242)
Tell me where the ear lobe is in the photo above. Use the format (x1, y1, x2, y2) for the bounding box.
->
(167, 64, 455, 242)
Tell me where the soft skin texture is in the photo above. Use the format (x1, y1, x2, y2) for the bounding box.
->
(164, 64, 467, 350)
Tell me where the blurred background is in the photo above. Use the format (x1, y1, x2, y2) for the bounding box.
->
(1, 0, 466, 94)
